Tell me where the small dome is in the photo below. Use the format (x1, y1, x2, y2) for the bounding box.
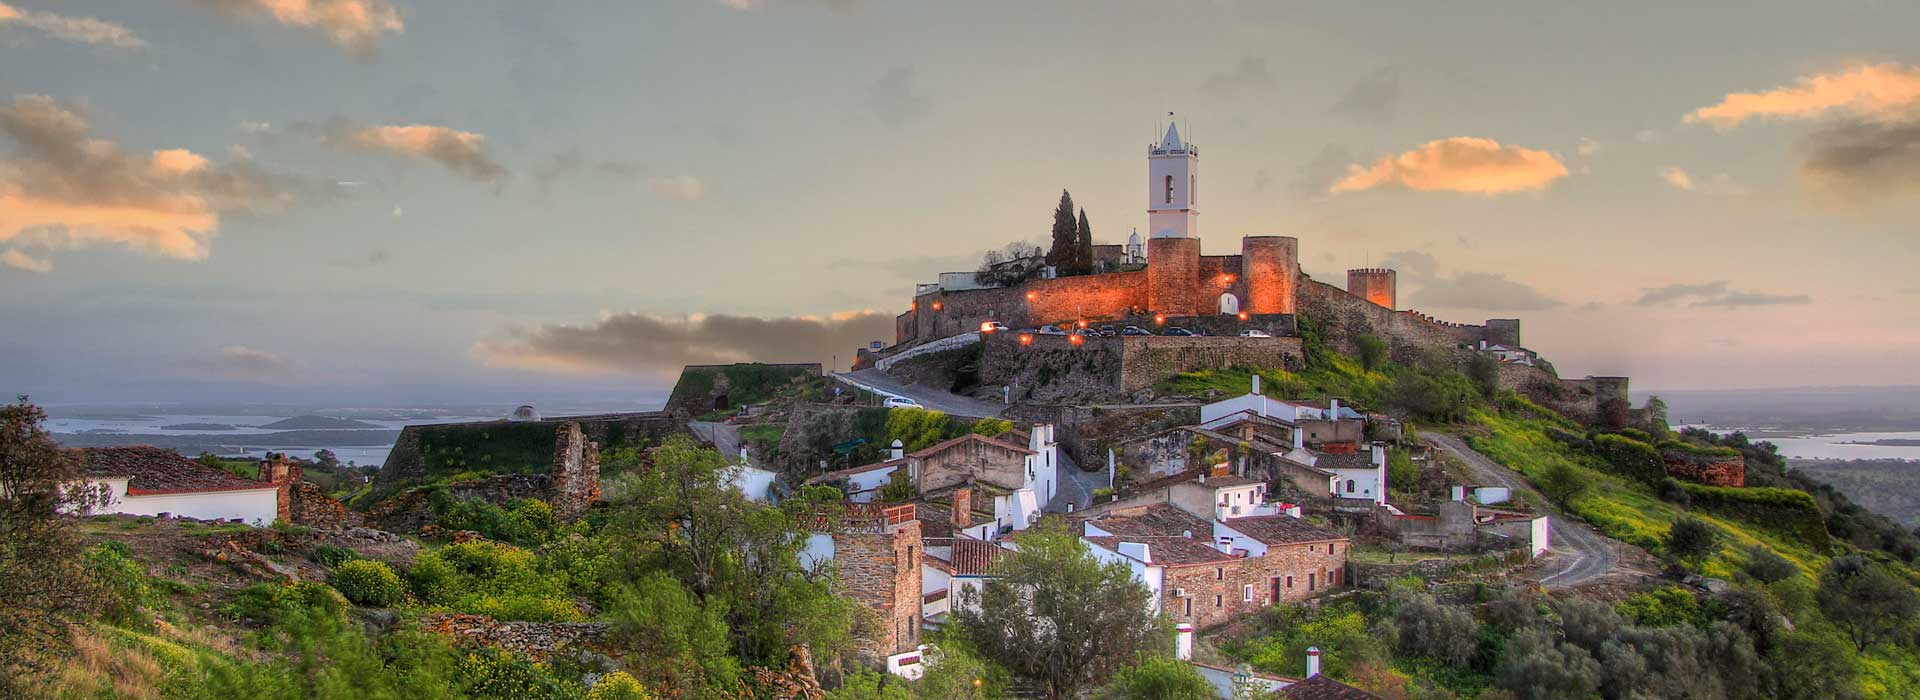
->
(891, 439, 904, 448)
(508, 405, 541, 422)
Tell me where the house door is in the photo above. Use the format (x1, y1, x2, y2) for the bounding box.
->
(1269, 577, 1281, 603)
(1308, 573, 1316, 591)
(1219, 293, 1239, 315)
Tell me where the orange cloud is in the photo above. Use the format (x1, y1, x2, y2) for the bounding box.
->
(473, 311, 894, 377)
(190, 0, 402, 59)
(0, 1, 143, 48)
(0, 94, 291, 264)
(1330, 137, 1568, 194)
(1661, 166, 1695, 190)
(1685, 63, 1920, 127)
(3, 248, 50, 273)
(325, 122, 504, 182)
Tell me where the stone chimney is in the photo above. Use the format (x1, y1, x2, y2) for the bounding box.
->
(1251, 374, 1261, 395)
(1306, 646, 1322, 677)
(1210, 462, 1231, 478)
(890, 439, 905, 461)
(256, 453, 300, 525)
(1328, 398, 1342, 420)
(1175, 623, 1194, 660)
(951, 487, 973, 528)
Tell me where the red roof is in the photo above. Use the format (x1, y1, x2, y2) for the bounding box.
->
(1219, 515, 1345, 545)
(74, 446, 270, 495)
(1280, 675, 1383, 700)
(1083, 535, 1236, 567)
(949, 538, 1008, 576)
(1090, 504, 1212, 538)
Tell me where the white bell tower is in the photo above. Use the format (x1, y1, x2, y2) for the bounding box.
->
(1147, 115, 1198, 240)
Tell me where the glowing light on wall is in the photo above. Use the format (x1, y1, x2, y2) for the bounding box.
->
(1026, 291, 1037, 301)
(931, 301, 943, 311)
(1154, 314, 1166, 325)
(1238, 311, 1249, 321)
(1069, 334, 1084, 345)
(1019, 334, 1033, 345)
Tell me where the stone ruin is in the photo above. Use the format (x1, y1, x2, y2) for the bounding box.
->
(366, 421, 602, 533)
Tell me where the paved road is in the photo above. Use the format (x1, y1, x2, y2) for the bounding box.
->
(837, 369, 1008, 418)
(1425, 432, 1621, 589)
(1050, 450, 1108, 514)
(688, 420, 742, 460)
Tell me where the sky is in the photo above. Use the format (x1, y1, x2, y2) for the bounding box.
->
(1, 0, 1917, 405)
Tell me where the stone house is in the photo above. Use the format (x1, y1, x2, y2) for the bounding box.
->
(1376, 497, 1550, 557)
(806, 426, 1060, 540)
(799, 503, 923, 670)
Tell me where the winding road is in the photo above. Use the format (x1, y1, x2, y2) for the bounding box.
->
(836, 368, 1008, 418)
(1425, 432, 1622, 589)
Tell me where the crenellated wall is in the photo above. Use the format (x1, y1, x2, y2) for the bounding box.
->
(1345, 269, 1396, 310)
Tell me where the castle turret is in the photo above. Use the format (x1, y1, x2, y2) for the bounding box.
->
(1346, 268, 1397, 310)
(1147, 236, 1201, 315)
(1242, 236, 1298, 315)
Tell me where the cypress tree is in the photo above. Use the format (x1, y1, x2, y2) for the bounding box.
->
(1047, 190, 1077, 273)
(1076, 208, 1094, 274)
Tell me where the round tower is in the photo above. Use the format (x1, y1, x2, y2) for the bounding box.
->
(1147, 237, 1201, 316)
(1241, 236, 1298, 315)
(1346, 268, 1397, 310)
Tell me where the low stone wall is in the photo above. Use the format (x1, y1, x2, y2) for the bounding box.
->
(1663, 450, 1745, 487)
(288, 481, 361, 529)
(422, 613, 609, 661)
(876, 332, 980, 371)
(1006, 402, 1200, 471)
(366, 474, 550, 533)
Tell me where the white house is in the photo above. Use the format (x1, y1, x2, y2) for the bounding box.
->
(805, 425, 1060, 541)
(71, 446, 286, 525)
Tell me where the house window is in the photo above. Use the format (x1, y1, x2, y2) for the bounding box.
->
(1216, 567, 1224, 581)
(1184, 598, 1192, 616)
(1345, 480, 1356, 494)
(1286, 575, 1293, 589)
(1165, 175, 1174, 204)
(1242, 585, 1253, 602)
(1215, 594, 1223, 608)
(1309, 573, 1316, 591)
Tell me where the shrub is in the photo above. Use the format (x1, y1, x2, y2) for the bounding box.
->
(82, 541, 152, 625)
(1656, 478, 1691, 506)
(1665, 517, 1721, 566)
(331, 559, 406, 606)
(1617, 586, 1704, 628)
(587, 672, 654, 700)
(970, 418, 1015, 437)
(1353, 335, 1389, 372)
(312, 544, 361, 568)
(1740, 545, 1798, 584)
(229, 581, 349, 624)
(1680, 484, 1828, 550)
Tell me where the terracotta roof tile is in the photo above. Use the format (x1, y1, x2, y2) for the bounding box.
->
(911, 433, 1035, 459)
(1083, 535, 1236, 567)
(1221, 515, 1345, 545)
(1091, 504, 1213, 538)
(74, 447, 268, 494)
(949, 538, 1007, 576)
(1201, 474, 1264, 488)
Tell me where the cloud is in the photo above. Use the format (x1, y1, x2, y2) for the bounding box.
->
(189, 0, 403, 59)
(1329, 137, 1569, 194)
(1694, 291, 1812, 308)
(0, 94, 295, 265)
(1205, 57, 1277, 97)
(1411, 271, 1562, 311)
(1577, 138, 1601, 157)
(648, 175, 705, 202)
(1373, 249, 1560, 311)
(868, 66, 927, 128)
(1797, 116, 1920, 202)
(473, 311, 895, 377)
(1685, 64, 1920, 127)
(182, 345, 303, 384)
(1634, 280, 1727, 305)
(1634, 280, 1809, 308)
(1661, 166, 1695, 190)
(319, 121, 504, 182)
(3, 248, 49, 272)
(0, 1, 143, 48)
(1330, 67, 1397, 120)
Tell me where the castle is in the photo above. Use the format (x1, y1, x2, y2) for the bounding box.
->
(894, 119, 1521, 351)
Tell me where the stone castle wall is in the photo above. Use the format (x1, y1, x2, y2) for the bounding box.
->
(1662, 449, 1745, 487)
(979, 334, 1304, 402)
(549, 422, 600, 520)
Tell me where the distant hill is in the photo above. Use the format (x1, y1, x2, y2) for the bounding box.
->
(1636, 385, 1920, 432)
(258, 415, 382, 430)
(1791, 458, 1920, 527)
(159, 423, 237, 431)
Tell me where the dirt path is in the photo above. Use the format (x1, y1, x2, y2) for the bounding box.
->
(1425, 432, 1623, 589)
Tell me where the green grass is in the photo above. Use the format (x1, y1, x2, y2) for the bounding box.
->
(1466, 408, 1832, 579)
(1155, 356, 1390, 403)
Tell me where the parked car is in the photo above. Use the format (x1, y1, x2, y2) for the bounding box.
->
(1121, 325, 1153, 336)
(1238, 329, 1272, 338)
(980, 321, 1010, 333)
(1164, 327, 1196, 336)
(1035, 325, 1066, 335)
(883, 396, 921, 409)
(1097, 325, 1118, 337)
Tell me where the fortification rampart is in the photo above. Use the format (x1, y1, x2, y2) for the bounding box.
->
(1345, 268, 1397, 310)
(979, 333, 1303, 401)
